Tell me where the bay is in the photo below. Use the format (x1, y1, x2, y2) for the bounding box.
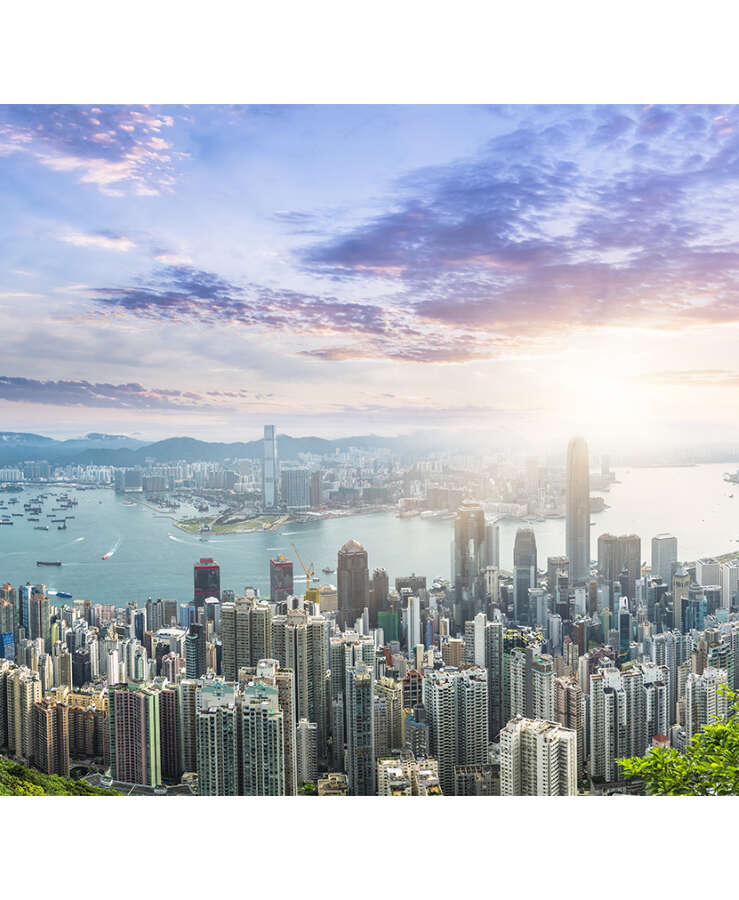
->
(1, 462, 737, 606)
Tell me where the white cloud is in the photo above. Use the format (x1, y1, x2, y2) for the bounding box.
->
(59, 231, 135, 252)
(155, 253, 192, 265)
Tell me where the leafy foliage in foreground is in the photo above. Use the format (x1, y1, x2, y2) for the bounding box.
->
(618, 686, 739, 795)
(0, 757, 120, 796)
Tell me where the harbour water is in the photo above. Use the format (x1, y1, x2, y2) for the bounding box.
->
(1, 462, 737, 606)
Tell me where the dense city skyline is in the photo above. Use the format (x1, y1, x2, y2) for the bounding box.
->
(3, 104, 739, 450)
(2, 427, 739, 796)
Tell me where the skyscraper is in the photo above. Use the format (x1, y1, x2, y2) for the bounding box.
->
(240, 680, 285, 796)
(221, 594, 273, 680)
(262, 424, 278, 510)
(566, 436, 590, 585)
(108, 682, 162, 787)
(598, 534, 642, 605)
(185, 622, 207, 678)
(33, 696, 70, 776)
(309, 470, 324, 508)
(194, 558, 220, 608)
(685, 667, 729, 740)
(499, 716, 577, 795)
(296, 719, 318, 786)
(346, 662, 375, 796)
(196, 679, 237, 796)
(269, 557, 294, 606)
(337, 539, 370, 630)
(453, 503, 488, 621)
(589, 664, 669, 782)
(280, 467, 310, 510)
(422, 666, 488, 795)
(651, 534, 678, 585)
(513, 528, 537, 625)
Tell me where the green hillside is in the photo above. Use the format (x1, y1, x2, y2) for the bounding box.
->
(0, 757, 120, 796)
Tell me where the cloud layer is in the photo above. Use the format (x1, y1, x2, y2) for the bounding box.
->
(0, 376, 231, 411)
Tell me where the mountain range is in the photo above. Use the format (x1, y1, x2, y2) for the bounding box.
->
(0, 431, 433, 466)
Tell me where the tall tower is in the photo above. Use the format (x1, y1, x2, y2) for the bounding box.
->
(108, 682, 162, 787)
(337, 539, 370, 630)
(269, 557, 294, 606)
(651, 534, 678, 584)
(566, 436, 590, 586)
(513, 528, 537, 625)
(240, 681, 285, 796)
(453, 503, 487, 622)
(262, 424, 278, 510)
(193, 558, 220, 608)
(346, 662, 375, 796)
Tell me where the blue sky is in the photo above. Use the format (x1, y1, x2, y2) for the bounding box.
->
(2, 104, 739, 448)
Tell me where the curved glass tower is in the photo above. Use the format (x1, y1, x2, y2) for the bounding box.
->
(566, 436, 590, 585)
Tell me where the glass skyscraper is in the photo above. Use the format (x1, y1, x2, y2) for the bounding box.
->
(566, 436, 590, 585)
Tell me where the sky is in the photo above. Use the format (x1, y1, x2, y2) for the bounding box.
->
(2, 103, 739, 452)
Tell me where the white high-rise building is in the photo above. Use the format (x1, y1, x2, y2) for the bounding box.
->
(262, 424, 278, 510)
(685, 667, 729, 740)
(509, 647, 555, 722)
(422, 666, 488, 795)
(240, 680, 285, 796)
(473, 612, 487, 668)
(720, 560, 739, 612)
(407, 596, 421, 655)
(499, 715, 577, 795)
(695, 558, 721, 588)
(589, 663, 669, 782)
(651, 534, 678, 584)
(296, 719, 318, 787)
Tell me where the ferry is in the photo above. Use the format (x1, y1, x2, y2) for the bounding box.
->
(37, 560, 62, 567)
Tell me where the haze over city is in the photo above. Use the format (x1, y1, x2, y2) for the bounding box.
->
(3, 104, 739, 452)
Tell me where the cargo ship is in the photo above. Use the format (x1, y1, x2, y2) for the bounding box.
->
(36, 560, 62, 567)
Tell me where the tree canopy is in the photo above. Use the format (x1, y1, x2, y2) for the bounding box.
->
(0, 757, 120, 796)
(618, 686, 739, 795)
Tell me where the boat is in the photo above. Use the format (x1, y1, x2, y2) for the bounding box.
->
(0, 520, 13, 525)
(34, 525, 49, 531)
(57, 524, 66, 530)
(101, 552, 112, 560)
(37, 561, 62, 566)
(322, 567, 335, 574)
(56, 591, 72, 599)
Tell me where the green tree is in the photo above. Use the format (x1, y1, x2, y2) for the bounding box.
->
(618, 686, 739, 795)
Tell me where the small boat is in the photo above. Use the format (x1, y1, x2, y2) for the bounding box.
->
(322, 567, 335, 574)
(101, 552, 112, 560)
(37, 561, 62, 566)
(34, 525, 49, 531)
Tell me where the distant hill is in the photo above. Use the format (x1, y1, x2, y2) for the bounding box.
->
(0, 431, 148, 465)
(0, 431, 437, 466)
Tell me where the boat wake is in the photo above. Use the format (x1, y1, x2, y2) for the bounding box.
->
(73, 537, 85, 543)
(102, 537, 121, 560)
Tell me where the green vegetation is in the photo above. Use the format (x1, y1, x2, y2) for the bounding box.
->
(619, 686, 739, 795)
(298, 781, 317, 796)
(175, 514, 282, 535)
(0, 757, 121, 796)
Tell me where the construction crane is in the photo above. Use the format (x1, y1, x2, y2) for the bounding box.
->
(291, 542, 318, 587)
